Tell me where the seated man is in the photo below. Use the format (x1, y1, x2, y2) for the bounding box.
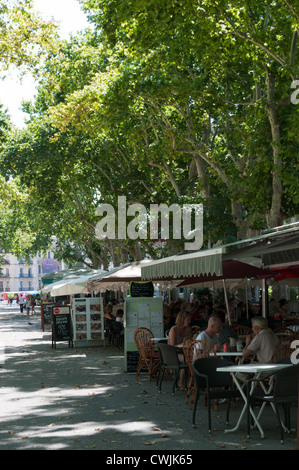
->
(242, 317, 279, 363)
(195, 315, 222, 351)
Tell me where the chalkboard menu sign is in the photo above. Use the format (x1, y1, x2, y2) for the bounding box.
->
(41, 302, 56, 331)
(51, 306, 73, 348)
(129, 281, 154, 297)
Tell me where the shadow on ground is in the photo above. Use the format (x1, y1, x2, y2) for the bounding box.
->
(0, 310, 297, 451)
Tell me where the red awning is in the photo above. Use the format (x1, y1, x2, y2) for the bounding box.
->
(271, 265, 299, 281)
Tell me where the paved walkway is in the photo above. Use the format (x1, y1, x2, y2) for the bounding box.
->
(0, 306, 297, 453)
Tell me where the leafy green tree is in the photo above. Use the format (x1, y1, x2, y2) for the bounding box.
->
(78, 0, 298, 229)
(1, 0, 298, 267)
(0, 0, 58, 72)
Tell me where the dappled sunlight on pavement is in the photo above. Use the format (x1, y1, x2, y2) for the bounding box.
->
(0, 309, 297, 450)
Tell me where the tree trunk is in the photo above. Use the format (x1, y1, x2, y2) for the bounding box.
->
(265, 72, 284, 228)
(193, 154, 210, 198)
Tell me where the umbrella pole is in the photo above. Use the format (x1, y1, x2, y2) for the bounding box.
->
(261, 278, 267, 319)
(212, 281, 215, 307)
(297, 380, 299, 450)
(245, 277, 249, 319)
(223, 279, 231, 325)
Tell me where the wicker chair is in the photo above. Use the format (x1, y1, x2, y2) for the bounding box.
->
(134, 328, 160, 381)
(191, 325, 202, 339)
(140, 327, 154, 338)
(270, 336, 296, 363)
(273, 326, 295, 336)
(234, 325, 252, 337)
(183, 339, 216, 409)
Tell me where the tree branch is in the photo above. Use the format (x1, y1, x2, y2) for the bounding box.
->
(210, 1, 296, 79)
(283, 0, 299, 21)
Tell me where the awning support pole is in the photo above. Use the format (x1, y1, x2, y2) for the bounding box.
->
(262, 278, 267, 318)
(245, 277, 249, 319)
(223, 279, 231, 325)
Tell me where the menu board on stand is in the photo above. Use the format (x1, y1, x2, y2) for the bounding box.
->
(41, 302, 56, 331)
(72, 297, 104, 346)
(129, 280, 155, 298)
(124, 296, 164, 373)
(51, 305, 73, 349)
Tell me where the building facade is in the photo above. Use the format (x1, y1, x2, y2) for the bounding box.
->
(0, 251, 65, 294)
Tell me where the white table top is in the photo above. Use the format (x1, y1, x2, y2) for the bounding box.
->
(151, 337, 167, 342)
(216, 362, 294, 373)
(213, 351, 243, 357)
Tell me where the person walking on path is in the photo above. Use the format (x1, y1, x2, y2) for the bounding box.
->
(25, 296, 32, 324)
(30, 296, 36, 314)
(19, 295, 25, 313)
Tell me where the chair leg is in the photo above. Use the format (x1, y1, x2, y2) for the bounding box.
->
(136, 361, 142, 381)
(159, 368, 165, 393)
(149, 359, 159, 381)
(207, 395, 212, 432)
(186, 376, 194, 404)
(273, 403, 284, 444)
(189, 384, 197, 410)
(184, 368, 188, 389)
(156, 364, 161, 387)
(226, 399, 231, 425)
(247, 392, 252, 438)
(149, 365, 153, 381)
(282, 403, 291, 431)
(172, 370, 179, 394)
(192, 389, 200, 427)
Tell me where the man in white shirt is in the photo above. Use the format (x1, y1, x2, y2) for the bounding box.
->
(195, 315, 222, 357)
(242, 317, 279, 363)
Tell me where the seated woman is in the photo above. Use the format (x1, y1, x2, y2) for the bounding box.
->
(168, 310, 192, 346)
(168, 310, 192, 389)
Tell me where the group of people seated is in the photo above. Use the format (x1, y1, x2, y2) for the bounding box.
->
(166, 303, 294, 389)
(163, 299, 215, 332)
(164, 296, 297, 333)
(168, 310, 285, 361)
(163, 298, 251, 334)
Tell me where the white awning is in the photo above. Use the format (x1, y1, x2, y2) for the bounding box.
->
(42, 270, 107, 296)
(88, 259, 154, 292)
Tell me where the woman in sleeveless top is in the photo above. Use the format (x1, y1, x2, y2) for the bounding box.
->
(168, 311, 192, 389)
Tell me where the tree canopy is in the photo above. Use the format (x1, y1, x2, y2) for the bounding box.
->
(0, 0, 58, 72)
(0, 0, 298, 266)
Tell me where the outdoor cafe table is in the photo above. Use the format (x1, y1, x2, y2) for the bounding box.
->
(210, 351, 243, 364)
(151, 337, 168, 344)
(216, 362, 294, 438)
(214, 351, 243, 358)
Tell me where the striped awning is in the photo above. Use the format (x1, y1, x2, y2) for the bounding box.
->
(141, 247, 224, 280)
